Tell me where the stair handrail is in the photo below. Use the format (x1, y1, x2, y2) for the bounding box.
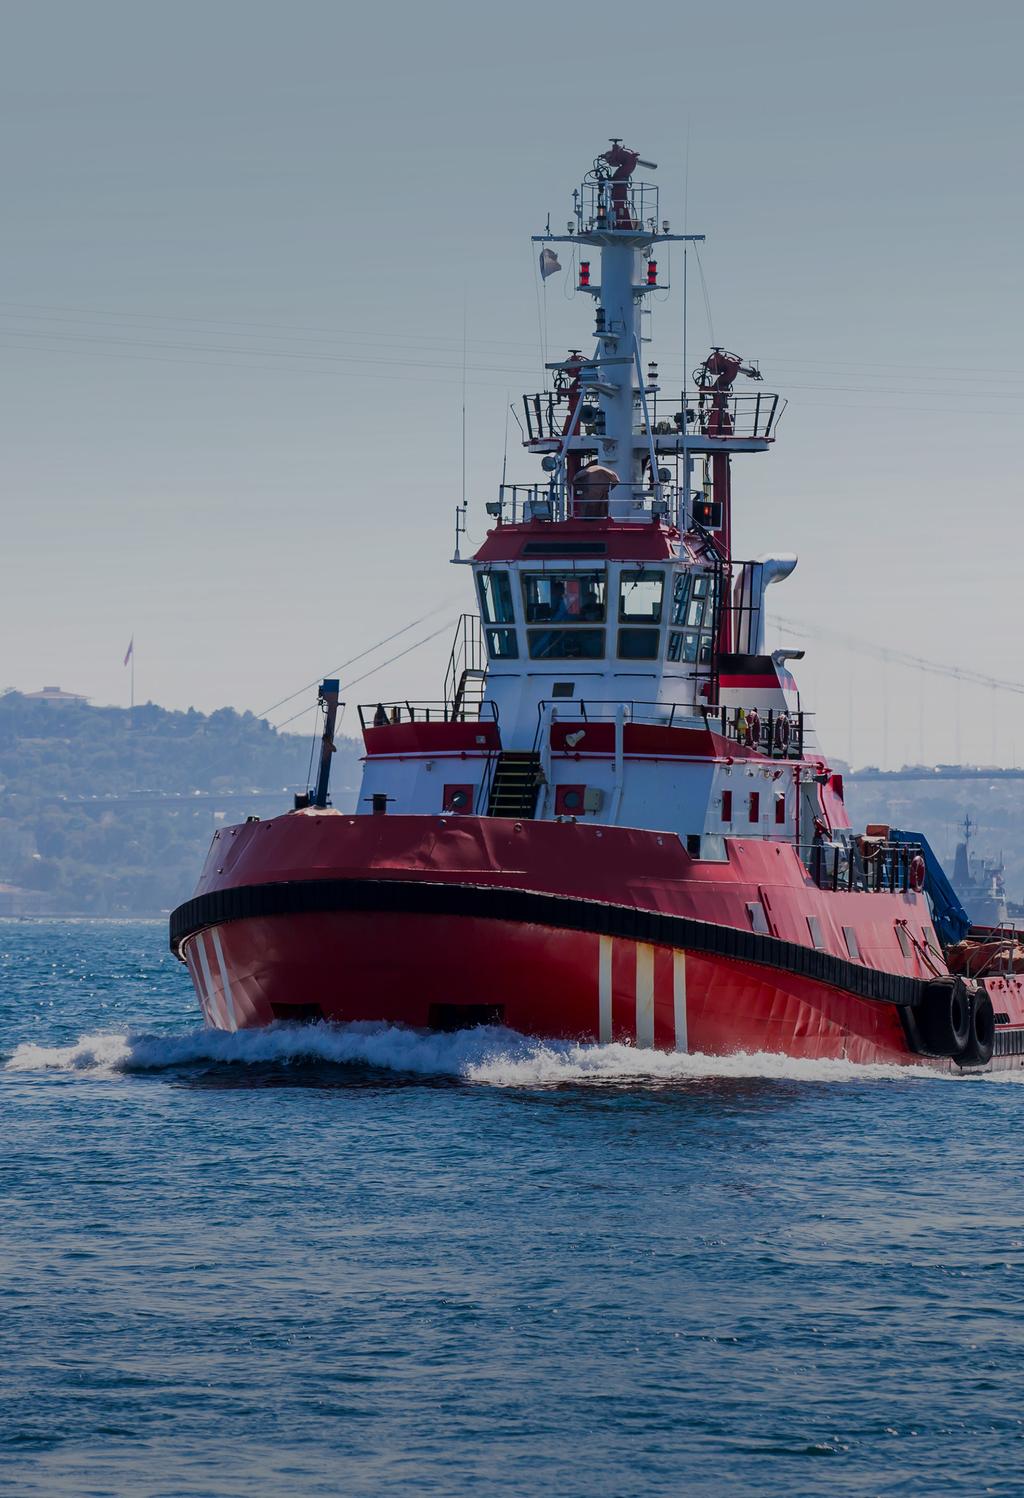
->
(444, 613, 486, 720)
(536, 703, 556, 818)
(476, 749, 498, 814)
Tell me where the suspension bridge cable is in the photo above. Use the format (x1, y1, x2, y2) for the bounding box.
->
(772, 614, 1024, 695)
(271, 619, 458, 731)
(258, 599, 461, 720)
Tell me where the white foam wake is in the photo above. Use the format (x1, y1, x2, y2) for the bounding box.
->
(2, 1021, 956, 1087)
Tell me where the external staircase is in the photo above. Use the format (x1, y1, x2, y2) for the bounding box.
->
(486, 751, 541, 819)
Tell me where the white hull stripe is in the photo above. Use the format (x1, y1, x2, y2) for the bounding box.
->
(598, 935, 613, 1043)
(635, 943, 655, 1048)
(673, 950, 688, 1053)
(195, 932, 224, 1029)
(210, 928, 238, 1032)
(597, 937, 689, 1051)
(184, 944, 210, 1024)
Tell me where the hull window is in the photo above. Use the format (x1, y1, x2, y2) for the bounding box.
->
(443, 784, 475, 813)
(807, 916, 826, 949)
(555, 784, 586, 815)
(746, 901, 770, 934)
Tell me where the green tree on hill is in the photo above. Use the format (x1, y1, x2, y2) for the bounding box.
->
(0, 692, 360, 915)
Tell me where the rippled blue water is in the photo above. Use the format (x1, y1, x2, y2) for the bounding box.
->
(2, 921, 1023, 1496)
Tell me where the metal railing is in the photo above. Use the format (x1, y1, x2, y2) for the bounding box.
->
(576, 177, 660, 235)
(521, 392, 570, 445)
(649, 389, 784, 442)
(541, 698, 701, 730)
(358, 700, 498, 730)
(488, 481, 680, 527)
(519, 387, 783, 450)
(803, 839, 923, 895)
(531, 699, 808, 760)
(711, 705, 808, 761)
(443, 613, 486, 716)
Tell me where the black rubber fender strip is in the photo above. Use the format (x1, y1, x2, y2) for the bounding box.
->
(170, 877, 926, 1011)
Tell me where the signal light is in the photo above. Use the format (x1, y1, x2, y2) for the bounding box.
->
(579, 261, 590, 288)
(692, 498, 723, 530)
(647, 259, 658, 286)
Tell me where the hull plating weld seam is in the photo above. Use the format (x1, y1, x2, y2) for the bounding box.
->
(170, 878, 925, 1010)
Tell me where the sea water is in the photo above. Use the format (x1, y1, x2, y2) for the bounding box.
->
(2, 921, 1023, 1497)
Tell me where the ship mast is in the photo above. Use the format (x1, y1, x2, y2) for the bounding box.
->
(533, 141, 705, 529)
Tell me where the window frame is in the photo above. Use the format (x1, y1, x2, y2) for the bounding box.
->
(485, 627, 519, 660)
(520, 569, 607, 626)
(477, 569, 515, 625)
(617, 627, 661, 661)
(527, 628, 606, 661)
(618, 567, 665, 624)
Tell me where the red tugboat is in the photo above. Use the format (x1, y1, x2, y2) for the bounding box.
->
(171, 142, 1024, 1071)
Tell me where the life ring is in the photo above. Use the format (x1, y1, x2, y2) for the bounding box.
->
(909, 854, 926, 893)
(774, 715, 790, 751)
(747, 710, 760, 748)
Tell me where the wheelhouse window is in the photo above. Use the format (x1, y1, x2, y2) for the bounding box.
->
(671, 572, 690, 625)
(618, 628, 660, 660)
(522, 571, 606, 624)
(667, 629, 713, 665)
(477, 570, 515, 625)
(667, 571, 718, 666)
(619, 569, 664, 623)
(528, 629, 605, 660)
(486, 628, 518, 659)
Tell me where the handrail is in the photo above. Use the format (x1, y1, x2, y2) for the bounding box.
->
(475, 746, 501, 814)
(653, 388, 784, 442)
(358, 700, 499, 729)
(532, 697, 810, 760)
(711, 704, 808, 760)
(443, 613, 486, 717)
(800, 838, 924, 895)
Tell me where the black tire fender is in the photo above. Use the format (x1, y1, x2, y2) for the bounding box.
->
(957, 989, 995, 1068)
(914, 978, 972, 1057)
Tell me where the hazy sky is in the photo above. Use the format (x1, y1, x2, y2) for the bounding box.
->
(2, 0, 1022, 769)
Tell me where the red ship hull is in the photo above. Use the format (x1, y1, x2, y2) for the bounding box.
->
(171, 812, 1024, 1072)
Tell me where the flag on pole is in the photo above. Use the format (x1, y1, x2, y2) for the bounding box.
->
(539, 248, 561, 280)
(123, 636, 134, 666)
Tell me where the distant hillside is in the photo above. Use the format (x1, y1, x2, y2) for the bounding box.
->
(843, 773, 1024, 903)
(3, 688, 1019, 917)
(0, 692, 361, 916)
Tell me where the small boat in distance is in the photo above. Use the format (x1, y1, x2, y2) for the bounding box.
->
(171, 141, 1024, 1071)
